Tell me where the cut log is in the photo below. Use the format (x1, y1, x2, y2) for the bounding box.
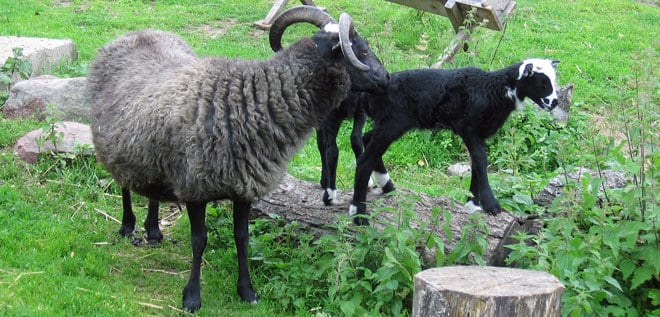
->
(412, 266, 564, 316)
(252, 173, 542, 265)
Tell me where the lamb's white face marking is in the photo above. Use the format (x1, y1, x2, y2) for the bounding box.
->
(323, 23, 340, 34)
(518, 58, 560, 110)
(374, 172, 391, 189)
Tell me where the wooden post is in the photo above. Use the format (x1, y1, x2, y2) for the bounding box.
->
(413, 266, 564, 317)
(253, 0, 319, 30)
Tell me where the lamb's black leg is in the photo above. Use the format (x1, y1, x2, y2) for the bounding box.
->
(318, 118, 343, 205)
(182, 202, 207, 312)
(144, 199, 163, 245)
(119, 187, 136, 237)
(351, 121, 410, 225)
(349, 109, 367, 161)
(233, 200, 259, 303)
(361, 129, 395, 193)
(462, 136, 501, 215)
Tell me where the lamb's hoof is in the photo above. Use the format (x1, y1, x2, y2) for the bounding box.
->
(182, 284, 201, 312)
(323, 188, 337, 206)
(465, 200, 483, 214)
(484, 206, 502, 216)
(353, 215, 370, 226)
(382, 180, 395, 194)
(118, 225, 135, 238)
(349, 204, 370, 226)
(478, 199, 502, 215)
(238, 285, 259, 304)
(146, 230, 164, 246)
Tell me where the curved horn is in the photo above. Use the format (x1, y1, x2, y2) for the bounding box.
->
(269, 5, 336, 52)
(338, 13, 370, 71)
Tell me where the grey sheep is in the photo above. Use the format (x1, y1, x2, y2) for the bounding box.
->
(87, 6, 388, 312)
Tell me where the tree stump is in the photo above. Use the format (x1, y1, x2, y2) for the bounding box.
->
(412, 266, 565, 317)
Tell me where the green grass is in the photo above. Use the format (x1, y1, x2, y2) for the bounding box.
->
(1, 0, 658, 316)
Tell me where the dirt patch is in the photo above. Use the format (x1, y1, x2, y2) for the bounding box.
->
(636, 0, 659, 8)
(187, 19, 238, 39)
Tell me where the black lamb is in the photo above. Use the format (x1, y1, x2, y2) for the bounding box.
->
(348, 59, 560, 225)
(87, 6, 388, 312)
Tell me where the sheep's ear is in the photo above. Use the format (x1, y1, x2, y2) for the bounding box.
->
(523, 63, 534, 77)
(552, 60, 560, 68)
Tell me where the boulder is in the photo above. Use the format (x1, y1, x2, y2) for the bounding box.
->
(534, 167, 627, 207)
(550, 84, 573, 124)
(0, 36, 78, 89)
(14, 121, 93, 164)
(447, 163, 471, 177)
(2, 75, 89, 122)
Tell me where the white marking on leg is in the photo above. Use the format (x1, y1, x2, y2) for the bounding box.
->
(325, 188, 337, 203)
(465, 200, 482, 214)
(373, 172, 390, 189)
(348, 204, 358, 216)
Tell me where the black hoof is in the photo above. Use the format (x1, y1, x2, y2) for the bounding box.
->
(382, 180, 396, 194)
(183, 285, 201, 312)
(353, 214, 370, 226)
(118, 225, 135, 237)
(238, 285, 259, 304)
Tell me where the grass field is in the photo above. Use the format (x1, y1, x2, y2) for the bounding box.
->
(1, 0, 658, 316)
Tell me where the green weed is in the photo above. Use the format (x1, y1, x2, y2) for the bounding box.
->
(0, 0, 658, 315)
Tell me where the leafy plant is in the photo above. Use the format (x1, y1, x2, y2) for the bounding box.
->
(0, 47, 32, 92)
(507, 51, 659, 317)
(231, 192, 492, 316)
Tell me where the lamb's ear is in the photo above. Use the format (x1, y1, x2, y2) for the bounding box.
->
(522, 63, 534, 77)
(552, 60, 560, 68)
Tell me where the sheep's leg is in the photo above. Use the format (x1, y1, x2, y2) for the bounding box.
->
(316, 128, 329, 188)
(350, 122, 407, 225)
(119, 187, 136, 237)
(318, 118, 343, 205)
(144, 199, 163, 245)
(182, 202, 208, 312)
(349, 109, 367, 161)
(463, 136, 501, 215)
(233, 201, 259, 303)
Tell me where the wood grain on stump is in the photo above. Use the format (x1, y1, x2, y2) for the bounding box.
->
(413, 266, 564, 317)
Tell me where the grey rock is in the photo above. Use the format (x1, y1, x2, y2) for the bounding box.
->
(2, 75, 90, 122)
(447, 163, 471, 177)
(550, 84, 573, 123)
(534, 167, 627, 207)
(14, 121, 93, 164)
(1, 36, 78, 89)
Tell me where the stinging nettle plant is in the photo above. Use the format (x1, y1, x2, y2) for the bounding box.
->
(0, 47, 32, 92)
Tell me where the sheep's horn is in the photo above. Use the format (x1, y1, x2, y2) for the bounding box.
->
(338, 13, 370, 71)
(269, 5, 336, 52)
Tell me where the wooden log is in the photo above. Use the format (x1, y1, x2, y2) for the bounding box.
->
(252, 174, 542, 265)
(253, 0, 320, 30)
(413, 266, 565, 317)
